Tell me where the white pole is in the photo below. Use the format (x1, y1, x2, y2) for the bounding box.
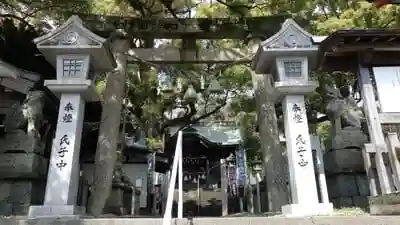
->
(256, 173, 261, 213)
(178, 131, 183, 218)
(311, 135, 330, 204)
(163, 131, 182, 225)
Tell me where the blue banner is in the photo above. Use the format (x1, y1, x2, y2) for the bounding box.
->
(236, 148, 247, 187)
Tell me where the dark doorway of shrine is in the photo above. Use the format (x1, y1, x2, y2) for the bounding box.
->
(165, 127, 239, 217)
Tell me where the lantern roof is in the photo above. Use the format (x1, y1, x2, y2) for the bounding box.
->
(34, 15, 116, 73)
(251, 19, 322, 74)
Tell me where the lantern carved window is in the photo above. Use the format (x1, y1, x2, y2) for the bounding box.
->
(62, 58, 83, 77)
(283, 61, 302, 78)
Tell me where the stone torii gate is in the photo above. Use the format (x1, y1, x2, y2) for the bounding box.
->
(79, 14, 288, 64)
(26, 14, 332, 217)
(25, 14, 287, 217)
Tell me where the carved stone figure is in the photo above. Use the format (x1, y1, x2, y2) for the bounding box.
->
(21, 91, 45, 139)
(326, 85, 363, 129)
(323, 86, 370, 209)
(0, 91, 46, 154)
(325, 85, 367, 150)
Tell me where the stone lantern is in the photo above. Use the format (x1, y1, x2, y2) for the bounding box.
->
(184, 84, 198, 103)
(251, 19, 333, 216)
(206, 78, 224, 94)
(28, 15, 116, 217)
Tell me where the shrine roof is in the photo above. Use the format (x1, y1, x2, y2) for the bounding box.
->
(75, 13, 290, 39)
(164, 123, 241, 158)
(0, 59, 41, 94)
(168, 122, 242, 146)
(0, 59, 21, 79)
(314, 28, 400, 72)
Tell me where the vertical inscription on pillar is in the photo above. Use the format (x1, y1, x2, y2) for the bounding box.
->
(62, 102, 74, 123)
(291, 103, 309, 167)
(56, 102, 74, 170)
(292, 103, 303, 123)
(57, 135, 69, 170)
(295, 135, 308, 167)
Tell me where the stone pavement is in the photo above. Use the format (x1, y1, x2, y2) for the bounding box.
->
(1, 216, 400, 225)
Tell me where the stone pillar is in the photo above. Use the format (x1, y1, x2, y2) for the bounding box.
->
(278, 92, 332, 215)
(29, 93, 86, 216)
(250, 19, 334, 216)
(27, 15, 116, 217)
(283, 95, 318, 203)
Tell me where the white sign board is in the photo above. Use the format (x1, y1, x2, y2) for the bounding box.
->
(373, 67, 400, 113)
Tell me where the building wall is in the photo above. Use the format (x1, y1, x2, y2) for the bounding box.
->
(82, 163, 148, 208)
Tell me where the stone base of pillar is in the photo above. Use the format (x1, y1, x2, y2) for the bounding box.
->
(369, 192, 400, 215)
(0, 153, 47, 215)
(281, 203, 333, 216)
(28, 205, 85, 218)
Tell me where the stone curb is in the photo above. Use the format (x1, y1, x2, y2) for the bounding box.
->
(2, 216, 400, 225)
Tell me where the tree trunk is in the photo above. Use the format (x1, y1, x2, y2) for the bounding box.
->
(252, 73, 289, 212)
(87, 36, 130, 217)
(139, 38, 156, 137)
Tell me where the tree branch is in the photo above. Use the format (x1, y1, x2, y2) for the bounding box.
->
(161, 102, 197, 131)
(190, 94, 228, 124)
(157, 0, 181, 21)
(0, 13, 36, 31)
(214, 0, 250, 16)
(125, 44, 255, 135)
(161, 91, 229, 133)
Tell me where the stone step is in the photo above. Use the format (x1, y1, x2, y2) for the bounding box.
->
(172, 188, 223, 217)
(8, 216, 400, 225)
(173, 188, 222, 203)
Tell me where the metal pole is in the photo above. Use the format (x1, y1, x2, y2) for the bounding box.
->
(239, 189, 244, 213)
(152, 153, 157, 215)
(197, 174, 200, 216)
(131, 187, 136, 216)
(255, 172, 261, 213)
(248, 184, 254, 213)
(220, 159, 228, 216)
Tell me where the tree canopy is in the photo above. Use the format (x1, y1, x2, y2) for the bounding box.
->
(2, 0, 400, 156)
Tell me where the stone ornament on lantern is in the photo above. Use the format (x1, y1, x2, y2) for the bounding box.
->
(252, 19, 319, 98)
(28, 15, 116, 217)
(34, 15, 116, 101)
